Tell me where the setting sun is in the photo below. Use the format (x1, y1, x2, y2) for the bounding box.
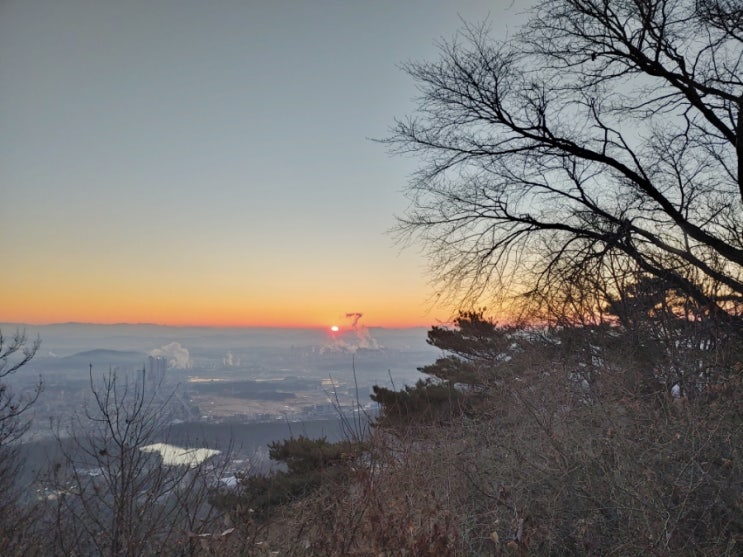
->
(330, 325, 339, 332)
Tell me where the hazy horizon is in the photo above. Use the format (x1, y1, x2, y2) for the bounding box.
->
(1, 319, 432, 331)
(0, 0, 529, 328)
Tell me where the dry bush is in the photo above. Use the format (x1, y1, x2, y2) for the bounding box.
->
(265, 429, 463, 556)
(328, 317, 743, 556)
(442, 331, 743, 555)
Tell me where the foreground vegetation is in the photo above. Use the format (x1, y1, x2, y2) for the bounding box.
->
(208, 302, 743, 556)
(3, 286, 741, 555)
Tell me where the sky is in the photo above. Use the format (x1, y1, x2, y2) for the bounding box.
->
(1, 0, 528, 329)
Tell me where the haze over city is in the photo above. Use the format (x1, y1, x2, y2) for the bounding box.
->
(1, 0, 526, 329)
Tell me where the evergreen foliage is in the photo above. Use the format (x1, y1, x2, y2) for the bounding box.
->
(420, 310, 519, 386)
(373, 311, 522, 425)
(229, 435, 363, 518)
(371, 379, 463, 426)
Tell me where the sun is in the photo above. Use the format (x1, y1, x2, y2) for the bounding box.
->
(330, 325, 339, 332)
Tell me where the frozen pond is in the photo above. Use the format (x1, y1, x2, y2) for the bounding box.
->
(140, 443, 220, 467)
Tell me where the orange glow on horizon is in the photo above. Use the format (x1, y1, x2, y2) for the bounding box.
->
(0, 315, 437, 329)
(0, 272, 462, 331)
(0, 300, 445, 329)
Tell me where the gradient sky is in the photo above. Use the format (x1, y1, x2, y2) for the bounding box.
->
(1, 0, 528, 328)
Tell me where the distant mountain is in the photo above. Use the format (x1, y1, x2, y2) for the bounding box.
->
(65, 349, 147, 362)
(36, 348, 149, 371)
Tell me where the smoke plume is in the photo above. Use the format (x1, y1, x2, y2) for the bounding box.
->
(149, 342, 192, 369)
(323, 312, 380, 353)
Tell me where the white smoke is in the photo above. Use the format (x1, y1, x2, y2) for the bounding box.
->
(223, 351, 240, 367)
(348, 313, 380, 350)
(323, 312, 380, 353)
(149, 342, 192, 369)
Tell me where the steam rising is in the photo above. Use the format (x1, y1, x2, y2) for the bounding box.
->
(223, 351, 240, 367)
(346, 312, 362, 327)
(324, 312, 380, 353)
(149, 342, 192, 369)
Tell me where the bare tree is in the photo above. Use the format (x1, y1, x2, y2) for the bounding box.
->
(0, 330, 41, 554)
(48, 367, 227, 557)
(0, 329, 41, 448)
(388, 0, 743, 321)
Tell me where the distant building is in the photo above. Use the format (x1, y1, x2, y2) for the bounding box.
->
(146, 355, 168, 388)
